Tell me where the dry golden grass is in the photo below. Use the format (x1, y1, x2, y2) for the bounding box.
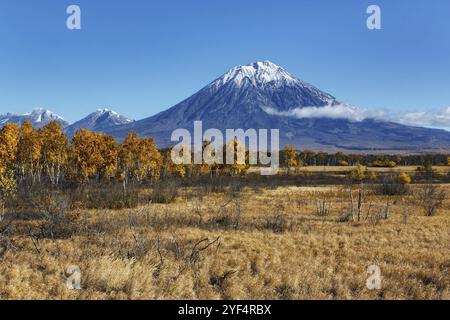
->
(0, 183, 449, 300)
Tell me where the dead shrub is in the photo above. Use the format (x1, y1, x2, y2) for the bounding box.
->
(265, 214, 288, 233)
(316, 199, 330, 217)
(337, 212, 353, 223)
(414, 184, 446, 216)
(150, 180, 179, 204)
(27, 187, 77, 238)
(208, 210, 235, 230)
(201, 176, 228, 194)
(378, 175, 410, 196)
(0, 213, 13, 258)
(69, 183, 144, 209)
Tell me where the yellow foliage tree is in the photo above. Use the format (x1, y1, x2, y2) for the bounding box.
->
(338, 160, 349, 166)
(39, 121, 68, 184)
(0, 170, 16, 216)
(223, 138, 248, 176)
(97, 134, 119, 180)
(16, 121, 42, 182)
(70, 130, 102, 182)
(119, 132, 161, 183)
(119, 131, 140, 184)
(70, 130, 119, 182)
(164, 144, 191, 178)
(349, 165, 367, 182)
(0, 123, 20, 175)
(284, 145, 298, 175)
(397, 172, 412, 185)
(137, 137, 162, 181)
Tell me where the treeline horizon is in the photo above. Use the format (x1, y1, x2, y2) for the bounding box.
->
(0, 120, 253, 187)
(0, 120, 449, 187)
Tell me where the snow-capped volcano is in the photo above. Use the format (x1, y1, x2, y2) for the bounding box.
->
(64, 109, 133, 137)
(208, 60, 338, 108)
(212, 60, 298, 87)
(104, 61, 450, 152)
(103, 60, 347, 141)
(0, 108, 68, 128)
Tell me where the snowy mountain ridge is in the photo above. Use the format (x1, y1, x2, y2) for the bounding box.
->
(0, 108, 69, 128)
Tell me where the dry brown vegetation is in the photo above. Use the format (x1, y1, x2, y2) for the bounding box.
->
(0, 175, 448, 300)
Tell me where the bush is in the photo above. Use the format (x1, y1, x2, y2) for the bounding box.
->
(0, 171, 16, 215)
(265, 214, 288, 233)
(416, 163, 435, 180)
(371, 160, 397, 168)
(25, 187, 79, 238)
(150, 180, 179, 204)
(378, 174, 410, 196)
(349, 165, 367, 182)
(201, 176, 228, 194)
(349, 165, 375, 182)
(415, 184, 446, 216)
(208, 211, 235, 230)
(397, 172, 412, 185)
(68, 183, 143, 209)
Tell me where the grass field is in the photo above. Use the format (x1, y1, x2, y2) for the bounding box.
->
(0, 178, 448, 300)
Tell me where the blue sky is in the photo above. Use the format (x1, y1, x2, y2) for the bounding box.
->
(0, 0, 449, 126)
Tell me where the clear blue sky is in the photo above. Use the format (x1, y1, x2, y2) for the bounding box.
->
(0, 0, 449, 122)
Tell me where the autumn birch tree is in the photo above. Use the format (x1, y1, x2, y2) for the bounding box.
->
(39, 121, 68, 185)
(283, 145, 297, 175)
(0, 123, 20, 175)
(17, 121, 42, 182)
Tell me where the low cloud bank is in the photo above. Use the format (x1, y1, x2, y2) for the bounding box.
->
(262, 104, 385, 122)
(397, 107, 450, 130)
(262, 104, 450, 131)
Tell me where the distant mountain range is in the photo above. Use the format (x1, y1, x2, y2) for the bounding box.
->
(1, 61, 450, 153)
(0, 108, 69, 128)
(64, 109, 133, 137)
(0, 108, 133, 137)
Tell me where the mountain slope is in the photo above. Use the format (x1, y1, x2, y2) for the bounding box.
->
(0, 108, 68, 128)
(105, 61, 450, 152)
(64, 109, 133, 137)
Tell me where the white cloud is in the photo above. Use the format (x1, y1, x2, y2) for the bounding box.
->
(261, 104, 450, 131)
(262, 104, 386, 122)
(397, 107, 450, 130)
(263, 104, 450, 130)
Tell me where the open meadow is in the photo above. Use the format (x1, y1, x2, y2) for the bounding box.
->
(0, 172, 449, 300)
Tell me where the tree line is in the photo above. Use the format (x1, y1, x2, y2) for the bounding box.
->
(280, 147, 450, 169)
(1, 121, 449, 188)
(0, 121, 252, 189)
